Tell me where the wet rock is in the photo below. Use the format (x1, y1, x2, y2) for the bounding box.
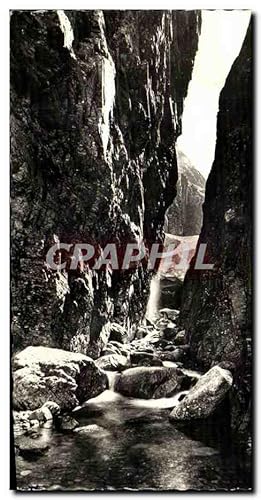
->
(17, 438, 50, 458)
(159, 277, 183, 309)
(142, 331, 162, 346)
(163, 322, 178, 340)
(74, 424, 110, 437)
(130, 351, 163, 367)
(42, 401, 61, 416)
(107, 341, 131, 356)
(95, 354, 129, 371)
(159, 308, 180, 322)
(20, 470, 32, 477)
(159, 347, 188, 363)
(108, 323, 128, 344)
(60, 416, 79, 431)
(174, 330, 187, 346)
(13, 346, 108, 411)
(28, 406, 53, 424)
(114, 366, 193, 399)
(169, 366, 233, 421)
(13, 411, 31, 436)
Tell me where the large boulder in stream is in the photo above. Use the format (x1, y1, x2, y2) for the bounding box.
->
(95, 354, 129, 371)
(169, 365, 233, 421)
(114, 366, 193, 399)
(12, 346, 108, 411)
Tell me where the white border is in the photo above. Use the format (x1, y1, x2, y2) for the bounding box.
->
(1, 1, 260, 497)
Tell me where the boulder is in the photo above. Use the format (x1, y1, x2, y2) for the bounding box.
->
(159, 277, 183, 309)
(163, 322, 178, 340)
(108, 341, 131, 355)
(17, 438, 50, 458)
(142, 330, 162, 345)
(13, 411, 31, 436)
(114, 366, 193, 399)
(12, 346, 108, 411)
(159, 308, 180, 322)
(60, 416, 79, 431)
(174, 330, 187, 346)
(169, 365, 233, 421)
(108, 323, 129, 344)
(95, 354, 129, 371)
(159, 347, 189, 363)
(74, 424, 110, 437)
(130, 351, 163, 367)
(28, 406, 53, 424)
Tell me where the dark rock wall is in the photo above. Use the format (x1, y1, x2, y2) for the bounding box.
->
(180, 22, 252, 440)
(11, 10, 200, 355)
(165, 149, 205, 236)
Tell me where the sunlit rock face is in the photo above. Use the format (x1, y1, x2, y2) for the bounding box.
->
(10, 10, 201, 354)
(165, 148, 205, 236)
(180, 22, 252, 440)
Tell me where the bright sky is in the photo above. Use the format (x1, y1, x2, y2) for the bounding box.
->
(177, 10, 251, 178)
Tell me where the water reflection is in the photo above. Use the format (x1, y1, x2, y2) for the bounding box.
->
(16, 392, 251, 491)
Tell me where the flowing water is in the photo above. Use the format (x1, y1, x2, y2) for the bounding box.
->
(15, 380, 251, 491)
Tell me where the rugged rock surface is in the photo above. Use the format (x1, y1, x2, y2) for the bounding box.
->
(165, 148, 205, 236)
(12, 346, 108, 410)
(157, 234, 199, 309)
(179, 23, 252, 440)
(17, 438, 50, 459)
(95, 353, 129, 371)
(169, 365, 233, 421)
(10, 10, 200, 355)
(114, 366, 192, 399)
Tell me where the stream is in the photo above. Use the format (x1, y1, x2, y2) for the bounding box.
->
(15, 375, 251, 492)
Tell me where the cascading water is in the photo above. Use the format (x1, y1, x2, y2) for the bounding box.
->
(145, 274, 161, 322)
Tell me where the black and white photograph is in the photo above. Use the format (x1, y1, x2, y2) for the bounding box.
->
(9, 7, 253, 492)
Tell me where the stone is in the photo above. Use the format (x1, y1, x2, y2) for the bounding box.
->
(114, 366, 193, 399)
(130, 351, 162, 367)
(95, 354, 129, 372)
(106, 341, 130, 356)
(159, 348, 188, 363)
(74, 424, 110, 437)
(42, 401, 61, 416)
(108, 323, 128, 344)
(17, 438, 50, 458)
(159, 277, 183, 309)
(159, 308, 180, 322)
(28, 406, 53, 427)
(169, 366, 233, 421)
(12, 346, 108, 411)
(13, 411, 31, 436)
(174, 330, 187, 345)
(60, 416, 79, 431)
(163, 322, 178, 340)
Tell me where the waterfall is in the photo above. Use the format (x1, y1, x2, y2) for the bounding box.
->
(145, 274, 161, 322)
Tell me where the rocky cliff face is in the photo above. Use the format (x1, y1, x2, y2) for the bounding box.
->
(11, 10, 200, 356)
(165, 148, 205, 236)
(180, 23, 252, 440)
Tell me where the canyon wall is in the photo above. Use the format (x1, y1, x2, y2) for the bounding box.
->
(165, 148, 205, 236)
(11, 10, 200, 355)
(180, 22, 252, 439)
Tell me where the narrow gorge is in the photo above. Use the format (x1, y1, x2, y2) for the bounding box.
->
(10, 10, 252, 492)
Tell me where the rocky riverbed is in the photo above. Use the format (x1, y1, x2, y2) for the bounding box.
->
(12, 308, 251, 491)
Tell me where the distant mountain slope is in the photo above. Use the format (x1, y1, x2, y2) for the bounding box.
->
(165, 148, 206, 236)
